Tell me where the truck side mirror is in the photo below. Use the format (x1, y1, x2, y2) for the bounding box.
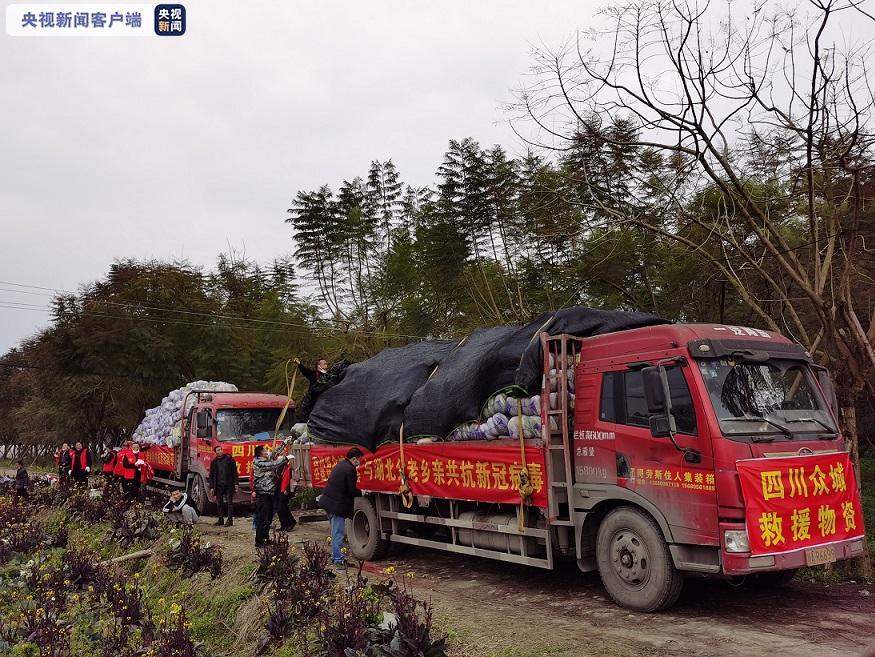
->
(642, 366, 666, 413)
(196, 411, 211, 438)
(642, 366, 677, 438)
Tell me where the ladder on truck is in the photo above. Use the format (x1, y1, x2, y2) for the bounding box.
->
(540, 333, 581, 529)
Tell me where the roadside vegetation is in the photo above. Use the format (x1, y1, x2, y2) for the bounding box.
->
(0, 478, 445, 657)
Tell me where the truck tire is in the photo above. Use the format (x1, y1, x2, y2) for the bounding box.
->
(188, 474, 215, 516)
(347, 497, 390, 562)
(596, 506, 684, 612)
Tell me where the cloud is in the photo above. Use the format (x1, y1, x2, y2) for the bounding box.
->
(0, 0, 590, 351)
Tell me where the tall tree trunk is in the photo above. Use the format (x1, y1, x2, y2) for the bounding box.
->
(840, 400, 872, 578)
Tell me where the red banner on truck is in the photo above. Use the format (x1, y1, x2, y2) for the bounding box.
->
(310, 442, 548, 508)
(737, 452, 865, 556)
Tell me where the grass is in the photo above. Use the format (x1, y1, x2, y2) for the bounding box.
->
(138, 538, 265, 656)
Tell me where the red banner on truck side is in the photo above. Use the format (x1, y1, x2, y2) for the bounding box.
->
(737, 452, 865, 556)
(310, 442, 548, 508)
(142, 445, 176, 472)
(142, 441, 276, 477)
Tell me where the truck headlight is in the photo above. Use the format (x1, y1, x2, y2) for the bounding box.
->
(724, 529, 750, 553)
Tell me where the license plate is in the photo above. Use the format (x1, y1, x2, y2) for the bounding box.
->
(805, 545, 836, 566)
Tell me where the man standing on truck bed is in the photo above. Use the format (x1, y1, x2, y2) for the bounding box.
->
(209, 444, 238, 526)
(251, 444, 294, 547)
(318, 447, 363, 569)
(294, 357, 328, 385)
(293, 357, 336, 424)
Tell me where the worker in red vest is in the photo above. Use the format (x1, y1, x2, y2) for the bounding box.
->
(275, 442, 298, 532)
(113, 441, 130, 478)
(100, 447, 120, 493)
(70, 441, 92, 485)
(119, 441, 148, 501)
(101, 447, 118, 476)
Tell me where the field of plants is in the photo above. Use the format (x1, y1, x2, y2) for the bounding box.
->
(0, 478, 445, 657)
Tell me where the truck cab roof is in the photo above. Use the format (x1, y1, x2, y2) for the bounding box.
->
(579, 323, 806, 368)
(196, 392, 292, 410)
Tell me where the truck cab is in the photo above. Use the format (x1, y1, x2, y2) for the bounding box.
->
(572, 323, 865, 609)
(148, 391, 293, 514)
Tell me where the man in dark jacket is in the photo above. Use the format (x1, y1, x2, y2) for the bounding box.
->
(14, 461, 29, 500)
(294, 357, 329, 385)
(162, 489, 199, 525)
(317, 447, 363, 567)
(70, 441, 92, 485)
(294, 359, 350, 423)
(56, 443, 72, 481)
(208, 445, 239, 526)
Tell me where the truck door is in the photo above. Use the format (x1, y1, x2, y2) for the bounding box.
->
(598, 363, 718, 545)
(193, 407, 215, 474)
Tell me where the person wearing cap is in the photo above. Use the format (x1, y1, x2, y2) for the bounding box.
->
(317, 447, 363, 568)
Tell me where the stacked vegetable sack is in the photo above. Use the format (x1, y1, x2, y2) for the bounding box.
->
(131, 381, 238, 447)
(448, 362, 575, 442)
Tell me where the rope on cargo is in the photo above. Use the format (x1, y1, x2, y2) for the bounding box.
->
(273, 358, 297, 449)
(398, 423, 414, 509)
(516, 399, 534, 533)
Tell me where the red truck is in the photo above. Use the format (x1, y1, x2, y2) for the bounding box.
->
(302, 323, 866, 612)
(141, 390, 294, 513)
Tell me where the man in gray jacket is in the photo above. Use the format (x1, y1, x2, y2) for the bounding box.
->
(252, 444, 294, 547)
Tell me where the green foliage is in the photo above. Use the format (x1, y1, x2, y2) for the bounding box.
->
(0, 256, 319, 453)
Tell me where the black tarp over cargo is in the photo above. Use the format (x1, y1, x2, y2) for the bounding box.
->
(306, 341, 456, 451)
(306, 307, 668, 451)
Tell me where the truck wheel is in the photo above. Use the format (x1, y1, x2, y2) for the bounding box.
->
(596, 507, 683, 612)
(347, 497, 390, 562)
(188, 475, 215, 516)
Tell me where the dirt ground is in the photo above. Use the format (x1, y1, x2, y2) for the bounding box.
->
(196, 513, 875, 657)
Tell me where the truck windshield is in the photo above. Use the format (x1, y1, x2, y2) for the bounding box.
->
(696, 358, 837, 437)
(215, 409, 292, 442)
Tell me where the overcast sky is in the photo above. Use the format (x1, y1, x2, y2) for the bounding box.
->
(0, 0, 597, 352)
